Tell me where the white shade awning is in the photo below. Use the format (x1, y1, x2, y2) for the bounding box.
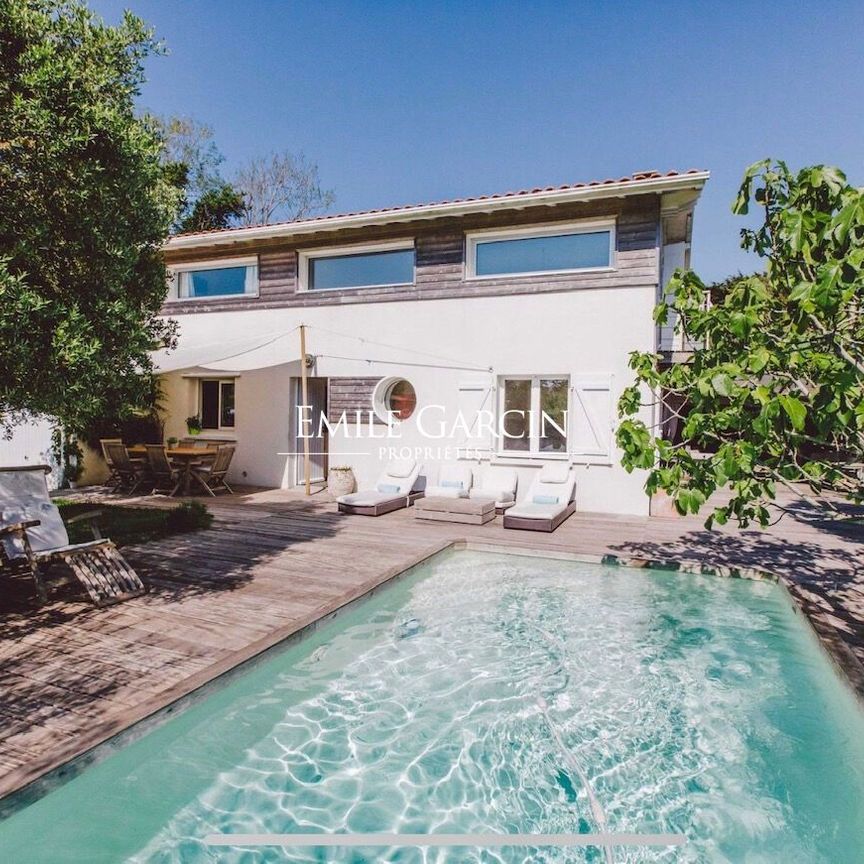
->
(152, 330, 299, 374)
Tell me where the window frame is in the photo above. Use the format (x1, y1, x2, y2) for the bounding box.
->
(465, 219, 616, 281)
(166, 256, 259, 302)
(199, 378, 237, 431)
(298, 239, 416, 292)
(497, 374, 571, 458)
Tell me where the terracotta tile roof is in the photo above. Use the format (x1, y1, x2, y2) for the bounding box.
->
(172, 169, 707, 240)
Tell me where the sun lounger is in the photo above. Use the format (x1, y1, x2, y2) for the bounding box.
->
(502, 463, 576, 532)
(424, 463, 473, 498)
(0, 465, 145, 606)
(469, 467, 518, 513)
(337, 459, 423, 516)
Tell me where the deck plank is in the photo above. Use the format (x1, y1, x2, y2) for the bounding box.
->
(0, 486, 862, 801)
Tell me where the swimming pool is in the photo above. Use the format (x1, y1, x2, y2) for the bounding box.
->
(1, 548, 863, 862)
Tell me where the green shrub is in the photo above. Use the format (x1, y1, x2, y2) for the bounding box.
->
(166, 500, 213, 533)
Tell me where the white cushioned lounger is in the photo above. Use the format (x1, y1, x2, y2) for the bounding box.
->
(424, 463, 473, 499)
(337, 459, 423, 516)
(502, 463, 576, 532)
(469, 467, 518, 512)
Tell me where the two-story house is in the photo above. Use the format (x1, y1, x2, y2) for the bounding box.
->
(154, 169, 708, 515)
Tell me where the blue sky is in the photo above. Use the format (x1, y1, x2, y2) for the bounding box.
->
(92, 0, 863, 281)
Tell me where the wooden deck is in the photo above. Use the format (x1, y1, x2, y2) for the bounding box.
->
(1, 486, 862, 803)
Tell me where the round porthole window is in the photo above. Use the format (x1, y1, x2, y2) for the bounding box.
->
(373, 377, 417, 422)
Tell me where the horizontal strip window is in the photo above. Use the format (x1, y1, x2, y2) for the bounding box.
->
(299, 242, 414, 291)
(167, 257, 258, 301)
(467, 221, 615, 279)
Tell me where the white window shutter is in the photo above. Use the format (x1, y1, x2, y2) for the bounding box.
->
(457, 380, 494, 451)
(570, 375, 614, 460)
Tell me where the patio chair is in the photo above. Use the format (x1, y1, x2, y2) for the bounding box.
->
(145, 445, 182, 496)
(190, 444, 235, 496)
(469, 467, 519, 513)
(424, 463, 473, 498)
(99, 437, 123, 487)
(337, 459, 424, 516)
(502, 463, 577, 533)
(104, 441, 150, 494)
(0, 465, 145, 606)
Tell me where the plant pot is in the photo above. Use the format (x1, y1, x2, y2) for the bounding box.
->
(327, 467, 356, 498)
(187, 428, 201, 437)
(68, 480, 79, 489)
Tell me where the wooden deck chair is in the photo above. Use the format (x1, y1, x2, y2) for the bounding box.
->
(145, 444, 182, 496)
(99, 437, 123, 487)
(191, 444, 235, 496)
(104, 441, 150, 494)
(0, 465, 145, 606)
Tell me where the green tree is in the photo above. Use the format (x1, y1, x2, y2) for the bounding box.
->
(617, 161, 864, 527)
(156, 115, 244, 232)
(177, 181, 245, 233)
(0, 0, 178, 433)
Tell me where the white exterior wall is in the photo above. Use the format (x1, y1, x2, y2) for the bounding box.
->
(162, 284, 655, 516)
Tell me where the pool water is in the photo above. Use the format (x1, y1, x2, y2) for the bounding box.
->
(1, 550, 863, 863)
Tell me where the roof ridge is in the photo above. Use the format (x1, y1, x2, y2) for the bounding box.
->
(171, 169, 707, 240)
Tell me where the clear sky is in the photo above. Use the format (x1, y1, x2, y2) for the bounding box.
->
(91, 0, 863, 282)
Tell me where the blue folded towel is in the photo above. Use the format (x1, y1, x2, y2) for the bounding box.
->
(440, 479, 463, 489)
(532, 494, 559, 505)
(377, 483, 400, 494)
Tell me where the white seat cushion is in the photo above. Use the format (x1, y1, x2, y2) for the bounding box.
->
(506, 501, 567, 520)
(538, 463, 570, 484)
(425, 485, 468, 499)
(337, 490, 403, 507)
(469, 488, 516, 505)
(386, 459, 417, 479)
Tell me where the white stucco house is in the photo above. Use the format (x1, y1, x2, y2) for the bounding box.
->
(154, 169, 708, 516)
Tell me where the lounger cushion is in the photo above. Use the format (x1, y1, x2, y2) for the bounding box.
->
(386, 459, 417, 479)
(1, 501, 69, 557)
(337, 490, 403, 507)
(538, 463, 570, 484)
(506, 501, 567, 520)
(469, 488, 516, 505)
(424, 485, 465, 499)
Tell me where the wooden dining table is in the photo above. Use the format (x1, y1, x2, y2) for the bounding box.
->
(127, 446, 216, 496)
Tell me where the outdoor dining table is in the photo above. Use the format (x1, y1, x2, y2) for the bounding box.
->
(127, 446, 216, 496)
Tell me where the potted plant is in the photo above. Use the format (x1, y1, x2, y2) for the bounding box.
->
(167, 436, 179, 448)
(185, 415, 202, 436)
(327, 465, 356, 498)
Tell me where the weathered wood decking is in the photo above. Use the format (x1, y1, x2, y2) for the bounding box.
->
(1, 486, 862, 803)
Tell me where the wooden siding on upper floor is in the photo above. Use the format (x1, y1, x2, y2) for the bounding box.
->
(163, 197, 660, 315)
(327, 377, 383, 425)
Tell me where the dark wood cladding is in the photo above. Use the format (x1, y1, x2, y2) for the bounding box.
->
(328, 377, 382, 424)
(163, 196, 660, 315)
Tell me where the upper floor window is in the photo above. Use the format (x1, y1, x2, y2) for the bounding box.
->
(300, 241, 414, 291)
(168, 257, 258, 301)
(467, 221, 614, 279)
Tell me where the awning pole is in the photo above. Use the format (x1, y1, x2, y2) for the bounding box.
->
(299, 324, 311, 496)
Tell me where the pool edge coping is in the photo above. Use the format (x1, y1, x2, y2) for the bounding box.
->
(1, 538, 862, 819)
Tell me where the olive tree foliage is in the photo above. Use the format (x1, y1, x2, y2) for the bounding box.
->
(617, 161, 864, 527)
(0, 0, 179, 434)
(156, 115, 244, 233)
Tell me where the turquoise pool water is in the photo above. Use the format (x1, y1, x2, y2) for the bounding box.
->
(1, 550, 863, 862)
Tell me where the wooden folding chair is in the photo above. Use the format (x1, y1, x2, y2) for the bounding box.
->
(104, 441, 150, 494)
(0, 465, 145, 606)
(191, 444, 236, 496)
